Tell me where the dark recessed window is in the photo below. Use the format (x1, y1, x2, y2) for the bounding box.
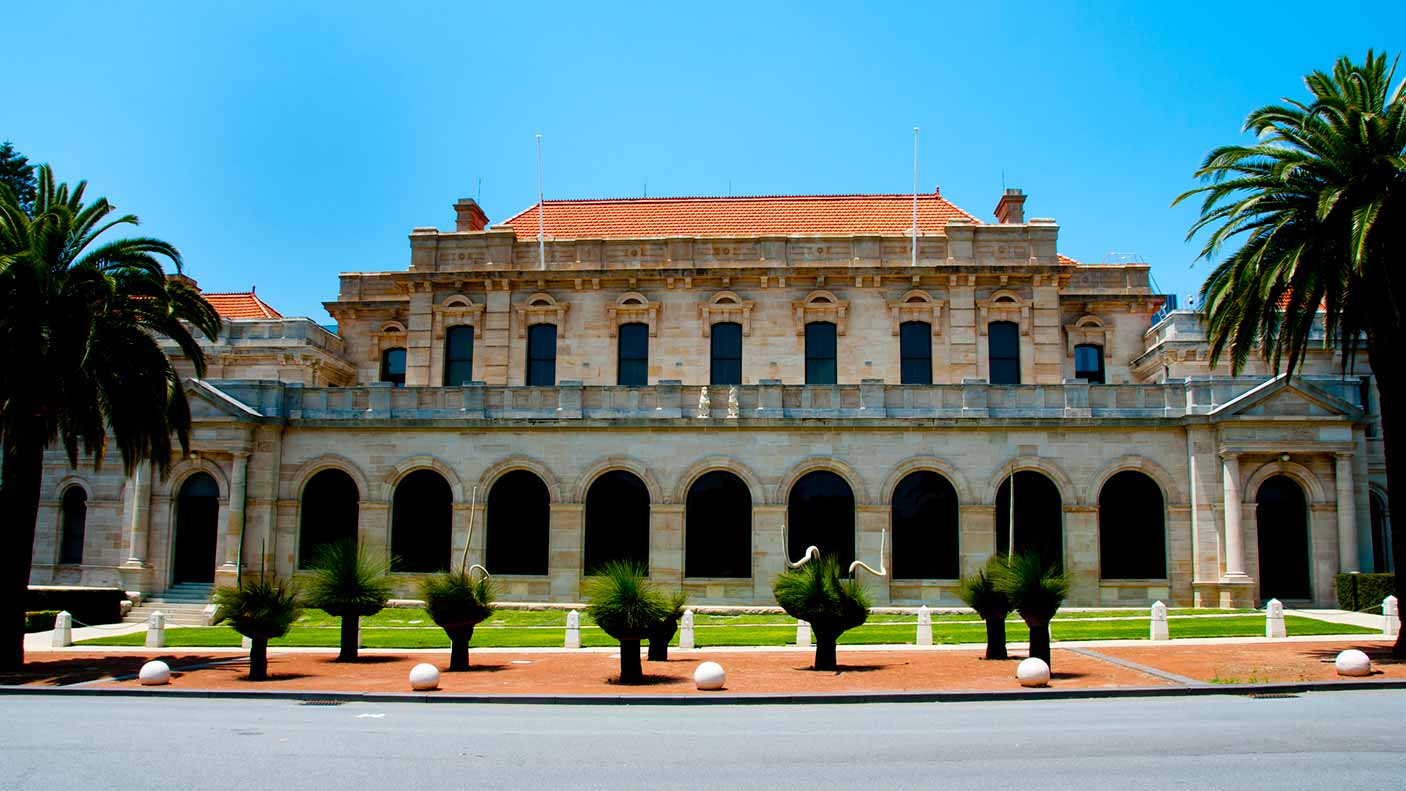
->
(711, 322, 743, 385)
(1098, 471, 1165, 579)
(380, 347, 406, 386)
(1074, 343, 1105, 384)
(391, 470, 452, 573)
(891, 471, 959, 579)
(487, 470, 550, 575)
(787, 470, 855, 569)
(685, 471, 752, 578)
(805, 322, 837, 385)
(900, 321, 933, 384)
(988, 321, 1020, 385)
(995, 470, 1063, 572)
(59, 487, 87, 565)
(584, 470, 650, 574)
(617, 323, 648, 386)
(299, 469, 359, 569)
(527, 324, 557, 386)
(444, 326, 474, 386)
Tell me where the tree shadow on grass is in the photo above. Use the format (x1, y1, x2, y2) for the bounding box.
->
(0, 654, 230, 687)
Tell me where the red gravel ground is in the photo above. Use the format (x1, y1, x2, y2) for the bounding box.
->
(1098, 639, 1405, 684)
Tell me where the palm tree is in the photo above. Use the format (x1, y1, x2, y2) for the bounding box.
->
(997, 552, 1069, 669)
(772, 554, 870, 672)
(586, 560, 671, 683)
(304, 540, 392, 662)
(420, 570, 495, 671)
(1174, 51, 1406, 656)
(958, 555, 1013, 660)
(213, 576, 302, 681)
(0, 166, 219, 669)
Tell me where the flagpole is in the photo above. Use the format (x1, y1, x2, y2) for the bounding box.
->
(1008, 471, 1016, 561)
(911, 126, 919, 268)
(536, 133, 545, 271)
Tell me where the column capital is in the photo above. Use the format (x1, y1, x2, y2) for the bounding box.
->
(1334, 451, 1355, 461)
(1217, 450, 1240, 462)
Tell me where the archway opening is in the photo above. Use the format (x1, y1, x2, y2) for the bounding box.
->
(584, 470, 650, 574)
(299, 469, 360, 569)
(995, 470, 1063, 572)
(173, 473, 220, 584)
(891, 471, 959, 579)
(59, 487, 88, 565)
(1098, 471, 1167, 579)
(788, 470, 855, 569)
(685, 471, 752, 578)
(1369, 491, 1393, 573)
(487, 470, 550, 575)
(1256, 475, 1311, 599)
(391, 470, 452, 573)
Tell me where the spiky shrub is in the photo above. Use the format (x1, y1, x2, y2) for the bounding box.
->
(772, 554, 870, 671)
(213, 576, 302, 681)
(304, 540, 392, 662)
(996, 552, 1070, 668)
(420, 571, 496, 671)
(647, 592, 688, 662)
(958, 556, 1013, 660)
(586, 560, 671, 683)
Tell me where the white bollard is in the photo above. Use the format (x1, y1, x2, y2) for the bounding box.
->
(916, 606, 933, 647)
(51, 611, 73, 648)
(1384, 596, 1400, 638)
(796, 619, 811, 648)
(679, 609, 695, 650)
(145, 611, 166, 649)
(201, 604, 218, 627)
(241, 636, 253, 650)
(1265, 598, 1286, 639)
(565, 610, 581, 649)
(1150, 601, 1169, 641)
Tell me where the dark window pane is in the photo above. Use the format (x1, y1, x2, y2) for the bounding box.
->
(891, 472, 959, 578)
(299, 469, 360, 569)
(711, 322, 743, 385)
(900, 321, 933, 384)
(59, 488, 87, 564)
(618, 323, 648, 386)
(1074, 343, 1105, 384)
(685, 471, 752, 578)
(584, 471, 650, 574)
(988, 321, 1020, 385)
(805, 322, 837, 385)
(487, 471, 550, 575)
(391, 470, 452, 572)
(526, 324, 556, 386)
(1098, 471, 1165, 579)
(444, 325, 474, 386)
(995, 471, 1063, 572)
(380, 347, 406, 386)
(787, 471, 854, 569)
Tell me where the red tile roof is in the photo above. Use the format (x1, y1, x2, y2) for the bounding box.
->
(204, 291, 283, 320)
(497, 192, 983, 239)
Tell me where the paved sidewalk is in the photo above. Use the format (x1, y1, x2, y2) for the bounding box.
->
(1290, 608, 1394, 631)
(24, 622, 147, 652)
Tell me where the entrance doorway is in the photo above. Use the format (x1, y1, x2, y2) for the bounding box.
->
(1256, 475, 1311, 600)
(173, 473, 220, 584)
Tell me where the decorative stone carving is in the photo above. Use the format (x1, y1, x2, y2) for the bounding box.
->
(792, 290, 849, 336)
(606, 292, 660, 337)
(1065, 314, 1112, 357)
(696, 386, 711, 419)
(699, 291, 754, 337)
(515, 292, 569, 337)
(977, 289, 1031, 335)
(888, 290, 944, 336)
(432, 294, 485, 340)
(726, 386, 740, 419)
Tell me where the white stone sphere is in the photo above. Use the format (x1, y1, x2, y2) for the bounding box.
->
(1334, 649, 1372, 677)
(138, 660, 171, 686)
(408, 662, 441, 691)
(1016, 657, 1051, 687)
(694, 661, 726, 690)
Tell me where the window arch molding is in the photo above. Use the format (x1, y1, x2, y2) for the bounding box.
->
(515, 292, 570, 338)
(606, 291, 660, 337)
(370, 320, 409, 366)
(792, 290, 849, 336)
(1065, 314, 1112, 357)
(983, 457, 1079, 506)
(699, 291, 755, 337)
(881, 456, 973, 505)
(1083, 455, 1184, 507)
(283, 454, 371, 502)
(379, 454, 465, 502)
(476, 456, 563, 504)
(775, 456, 870, 506)
(887, 290, 944, 336)
(978, 289, 1031, 336)
(51, 474, 95, 501)
(572, 455, 665, 505)
(432, 294, 484, 338)
(671, 456, 767, 506)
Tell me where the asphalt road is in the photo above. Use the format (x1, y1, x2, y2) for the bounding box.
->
(2, 691, 1402, 790)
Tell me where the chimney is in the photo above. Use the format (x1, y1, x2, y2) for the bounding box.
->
(453, 198, 489, 232)
(994, 188, 1026, 224)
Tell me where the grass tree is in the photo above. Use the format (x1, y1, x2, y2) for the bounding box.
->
(420, 571, 495, 671)
(646, 592, 688, 662)
(772, 554, 870, 672)
(213, 576, 302, 681)
(587, 560, 671, 683)
(304, 540, 392, 662)
(996, 552, 1069, 668)
(958, 556, 1013, 660)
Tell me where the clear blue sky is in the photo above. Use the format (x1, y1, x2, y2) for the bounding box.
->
(7, 1, 1389, 320)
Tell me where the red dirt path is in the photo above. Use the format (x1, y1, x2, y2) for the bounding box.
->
(1098, 640, 1405, 684)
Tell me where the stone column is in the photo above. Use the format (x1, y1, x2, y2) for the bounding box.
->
(405, 282, 435, 386)
(960, 504, 997, 576)
(359, 502, 392, 567)
(1063, 505, 1100, 605)
(650, 504, 684, 590)
(451, 502, 475, 571)
(123, 460, 152, 566)
(856, 505, 891, 605)
(549, 504, 584, 601)
(1335, 453, 1360, 573)
(1220, 452, 1249, 580)
(222, 452, 249, 570)
(752, 505, 786, 602)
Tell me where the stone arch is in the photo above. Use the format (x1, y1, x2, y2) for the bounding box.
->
(881, 456, 972, 506)
(52, 474, 95, 501)
(984, 458, 1078, 506)
(442, 294, 473, 308)
(162, 457, 231, 500)
(284, 454, 370, 502)
(775, 456, 870, 506)
(381, 455, 465, 502)
(1085, 455, 1184, 507)
(380, 320, 407, 334)
(477, 456, 563, 504)
(573, 456, 664, 504)
(1243, 459, 1328, 505)
(672, 456, 766, 507)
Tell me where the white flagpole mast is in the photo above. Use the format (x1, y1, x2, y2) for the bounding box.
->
(911, 126, 919, 268)
(536, 133, 545, 271)
(1008, 472, 1016, 561)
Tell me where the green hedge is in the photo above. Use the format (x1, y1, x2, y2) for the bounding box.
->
(1335, 573, 1397, 613)
(24, 610, 61, 633)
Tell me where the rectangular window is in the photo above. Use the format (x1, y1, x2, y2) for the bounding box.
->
(1074, 343, 1105, 384)
(988, 322, 1020, 385)
(443, 325, 474, 386)
(527, 324, 556, 386)
(899, 321, 933, 384)
(805, 322, 837, 385)
(710, 322, 743, 385)
(617, 323, 648, 386)
(380, 347, 406, 386)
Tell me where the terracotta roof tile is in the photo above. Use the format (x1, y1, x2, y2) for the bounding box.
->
(497, 192, 984, 240)
(204, 291, 283, 320)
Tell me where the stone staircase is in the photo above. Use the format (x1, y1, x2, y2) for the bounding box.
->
(124, 583, 214, 627)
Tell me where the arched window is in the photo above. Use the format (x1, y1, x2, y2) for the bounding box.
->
(527, 324, 557, 386)
(1074, 343, 1105, 384)
(584, 470, 650, 574)
(1369, 491, 1393, 573)
(443, 325, 474, 386)
(805, 321, 837, 385)
(711, 322, 743, 385)
(891, 471, 959, 579)
(487, 471, 550, 575)
(298, 469, 359, 569)
(685, 471, 752, 578)
(391, 470, 451, 573)
(59, 487, 87, 565)
(380, 347, 406, 386)
(988, 321, 1020, 385)
(1256, 476, 1310, 599)
(617, 322, 648, 386)
(788, 471, 855, 569)
(899, 321, 933, 385)
(1098, 471, 1166, 579)
(174, 473, 220, 584)
(995, 470, 1062, 571)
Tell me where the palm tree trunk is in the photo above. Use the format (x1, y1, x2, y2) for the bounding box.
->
(984, 615, 1009, 660)
(618, 638, 642, 682)
(1365, 333, 1406, 658)
(813, 633, 838, 671)
(1025, 619, 1051, 667)
(0, 431, 44, 670)
(447, 626, 473, 671)
(249, 638, 269, 681)
(647, 619, 677, 661)
(337, 615, 359, 662)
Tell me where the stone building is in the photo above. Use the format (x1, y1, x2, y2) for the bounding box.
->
(28, 190, 1394, 609)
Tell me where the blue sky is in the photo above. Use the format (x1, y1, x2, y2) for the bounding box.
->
(6, 1, 1388, 320)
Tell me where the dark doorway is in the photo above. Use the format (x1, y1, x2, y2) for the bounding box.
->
(788, 470, 855, 569)
(685, 471, 752, 578)
(391, 470, 452, 573)
(995, 470, 1063, 571)
(1369, 491, 1393, 573)
(1098, 471, 1166, 579)
(299, 469, 360, 569)
(59, 487, 88, 565)
(173, 473, 219, 584)
(1256, 475, 1311, 600)
(487, 470, 551, 575)
(891, 471, 960, 579)
(584, 470, 650, 574)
